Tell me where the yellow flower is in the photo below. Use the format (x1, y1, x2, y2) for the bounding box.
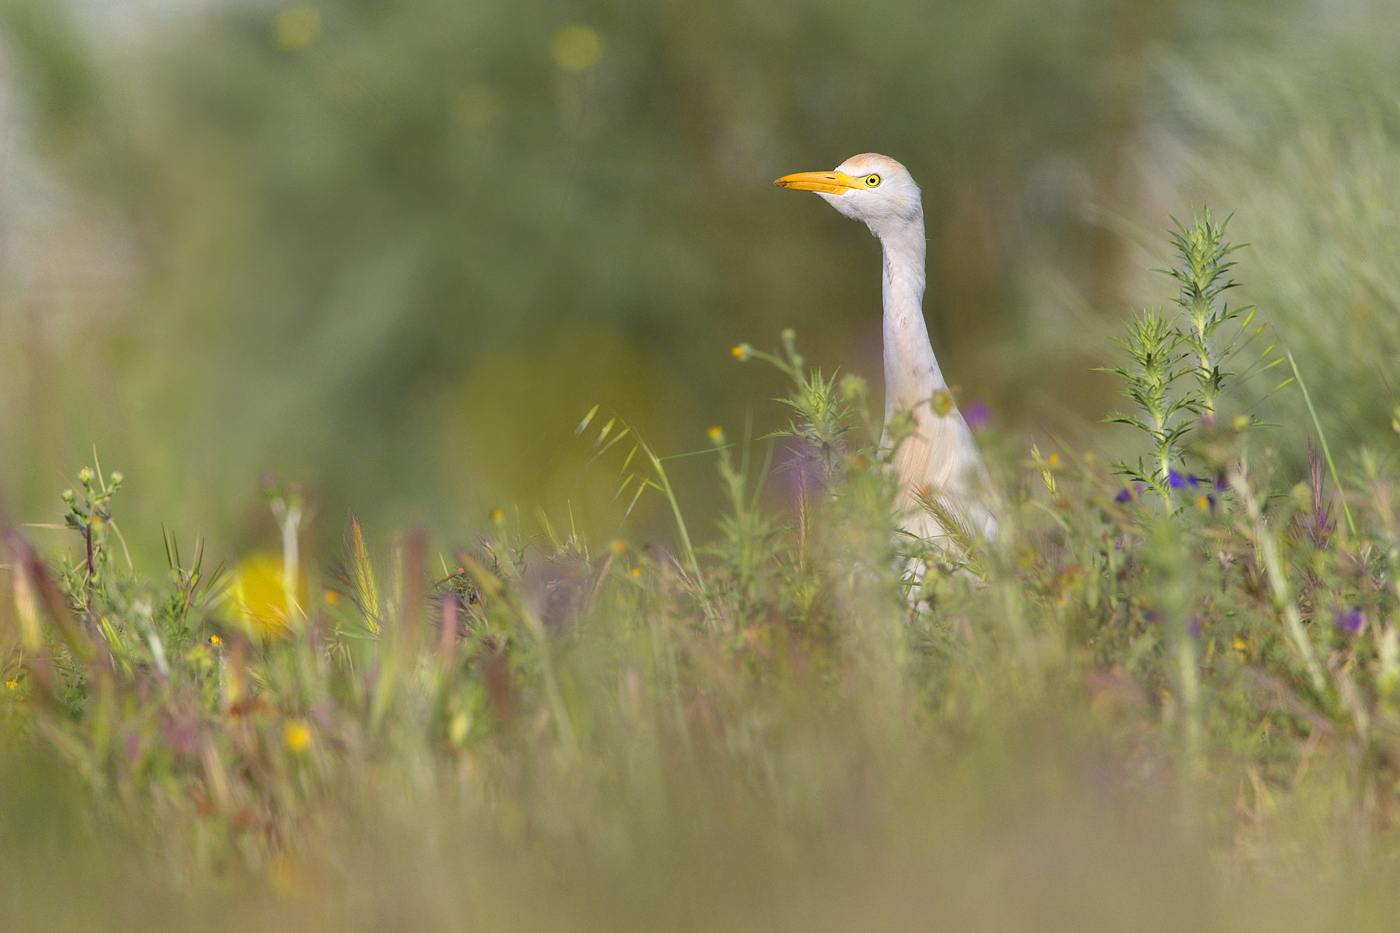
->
(228, 552, 307, 640)
(209, 634, 223, 648)
(631, 567, 642, 578)
(283, 720, 312, 753)
(550, 24, 603, 73)
(5, 679, 17, 689)
(272, 5, 320, 51)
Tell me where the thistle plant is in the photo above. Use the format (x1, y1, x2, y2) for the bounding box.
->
(1103, 308, 1196, 505)
(1167, 209, 1254, 417)
(733, 328, 877, 478)
(1104, 209, 1270, 506)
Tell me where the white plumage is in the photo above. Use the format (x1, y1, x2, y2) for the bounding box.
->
(775, 153, 995, 545)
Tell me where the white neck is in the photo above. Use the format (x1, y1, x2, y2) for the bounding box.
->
(874, 213, 945, 431)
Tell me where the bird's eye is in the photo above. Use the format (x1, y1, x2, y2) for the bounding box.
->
(865, 174, 881, 187)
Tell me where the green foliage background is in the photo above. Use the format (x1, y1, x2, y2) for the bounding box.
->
(10, 0, 1386, 559)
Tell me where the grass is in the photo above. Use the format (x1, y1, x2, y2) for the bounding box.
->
(4, 213, 1400, 932)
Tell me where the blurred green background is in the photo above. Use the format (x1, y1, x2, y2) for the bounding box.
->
(2, 0, 1399, 561)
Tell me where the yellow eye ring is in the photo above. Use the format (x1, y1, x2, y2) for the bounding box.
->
(865, 174, 881, 187)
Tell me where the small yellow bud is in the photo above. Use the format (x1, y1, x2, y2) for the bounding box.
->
(490, 509, 505, 524)
(1048, 454, 1060, 465)
(283, 720, 312, 753)
(708, 426, 725, 443)
(931, 389, 956, 417)
(609, 539, 628, 555)
(324, 589, 340, 605)
(209, 634, 223, 647)
(731, 344, 753, 361)
(631, 567, 641, 578)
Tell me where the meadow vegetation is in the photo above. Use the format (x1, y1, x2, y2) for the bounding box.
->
(5, 211, 1400, 931)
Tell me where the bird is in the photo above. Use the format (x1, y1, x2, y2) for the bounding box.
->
(774, 153, 995, 546)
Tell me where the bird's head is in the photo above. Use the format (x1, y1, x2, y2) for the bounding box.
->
(774, 153, 922, 236)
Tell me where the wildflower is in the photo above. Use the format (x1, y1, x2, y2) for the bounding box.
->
(551, 24, 603, 73)
(964, 401, 991, 430)
(631, 567, 641, 578)
(283, 720, 312, 753)
(272, 5, 320, 51)
(731, 344, 753, 361)
(1115, 487, 1134, 503)
(708, 426, 725, 444)
(228, 552, 306, 640)
(609, 539, 628, 554)
(1167, 470, 1200, 490)
(1189, 617, 1202, 638)
(4, 679, 16, 689)
(1335, 607, 1365, 635)
(209, 634, 222, 648)
(931, 388, 956, 417)
(324, 589, 339, 605)
(490, 509, 505, 524)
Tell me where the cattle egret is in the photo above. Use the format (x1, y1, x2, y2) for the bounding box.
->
(775, 153, 995, 544)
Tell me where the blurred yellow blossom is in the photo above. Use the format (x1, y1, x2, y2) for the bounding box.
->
(283, 720, 312, 752)
(228, 552, 307, 640)
(273, 6, 320, 51)
(551, 25, 603, 73)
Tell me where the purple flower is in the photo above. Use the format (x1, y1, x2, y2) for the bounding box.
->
(1167, 470, 1200, 489)
(1115, 487, 1133, 503)
(964, 401, 991, 430)
(1335, 607, 1365, 635)
(1214, 476, 1229, 492)
(1189, 616, 1203, 639)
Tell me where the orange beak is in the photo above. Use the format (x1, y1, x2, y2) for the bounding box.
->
(773, 170, 860, 194)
